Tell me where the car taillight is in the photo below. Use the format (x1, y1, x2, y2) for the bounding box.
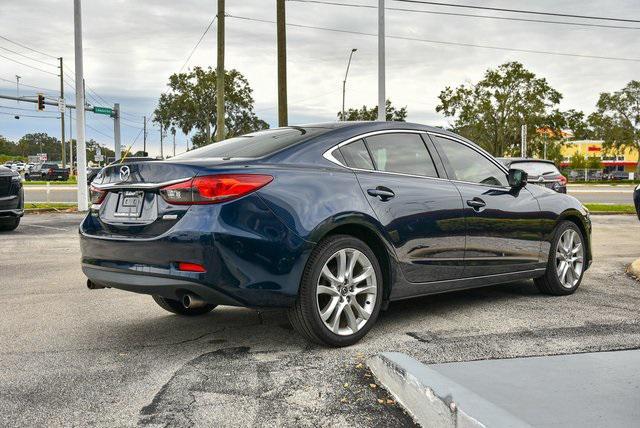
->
(89, 186, 107, 204)
(559, 175, 567, 185)
(177, 262, 206, 273)
(160, 174, 273, 205)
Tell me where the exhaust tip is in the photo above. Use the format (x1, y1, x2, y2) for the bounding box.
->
(182, 294, 206, 309)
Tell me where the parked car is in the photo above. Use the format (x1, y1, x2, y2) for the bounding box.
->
(24, 163, 70, 181)
(0, 165, 24, 231)
(80, 123, 592, 347)
(634, 184, 640, 221)
(607, 171, 630, 181)
(10, 162, 26, 172)
(498, 158, 567, 193)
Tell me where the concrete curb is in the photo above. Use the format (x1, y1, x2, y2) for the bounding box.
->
(367, 353, 529, 428)
(628, 258, 640, 280)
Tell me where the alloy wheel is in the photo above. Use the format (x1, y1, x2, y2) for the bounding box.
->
(555, 229, 584, 289)
(316, 248, 377, 336)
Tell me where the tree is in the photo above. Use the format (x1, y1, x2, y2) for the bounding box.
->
(17, 133, 61, 160)
(337, 100, 407, 122)
(436, 62, 562, 156)
(569, 152, 586, 170)
(586, 155, 602, 170)
(588, 80, 640, 174)
(562, 109, 594, 140)
(153, 66, 268, 146)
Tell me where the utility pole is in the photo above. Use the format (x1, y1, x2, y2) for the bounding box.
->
(160, 123, 164, 159)
(69, 108, 73, 174)
(59, 57, 66, 168)
(342, 48, 357, 121)
(521, 124, 527, 157)
(143, 116, 147, 155)
(74, 0, 88, 211)
(113, 103, 121, 161)
(216, 0, 225, 142)
(277, 0, 288, 126)
(15, 75, 20, 103)
(377, 0, 386, 122)
(172, 128, 176, 157)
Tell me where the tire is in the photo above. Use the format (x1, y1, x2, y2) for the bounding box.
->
(534, 221, 586, 296)
(0, 217, 20, 232)
(288, 235, 384, 347)
(152, 295, 216, 316)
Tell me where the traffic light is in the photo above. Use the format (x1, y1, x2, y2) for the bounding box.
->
(36, 94, 45, 111)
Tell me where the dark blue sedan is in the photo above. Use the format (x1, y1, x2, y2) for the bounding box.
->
(81, 122, 592, 346)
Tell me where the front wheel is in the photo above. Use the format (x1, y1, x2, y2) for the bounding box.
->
(0, 217, 20, 232)
(534, 221, 586, 295)
(288, 235, 383, 347)
(152, 295, 216, 316)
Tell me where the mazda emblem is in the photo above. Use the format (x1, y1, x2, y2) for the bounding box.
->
(119, 165, 131, 182)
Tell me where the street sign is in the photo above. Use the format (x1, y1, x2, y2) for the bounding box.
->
(93, 106, 113, 116)
(58, 98, 65, 113)
(94, 154, 104, 162)
(37, 153, 47, 162)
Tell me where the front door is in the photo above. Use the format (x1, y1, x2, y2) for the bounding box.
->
(338, 132, 466, 283)
(429, 134, 543, 277)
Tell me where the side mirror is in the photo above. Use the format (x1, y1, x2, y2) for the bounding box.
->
(508, 168, 528, 189)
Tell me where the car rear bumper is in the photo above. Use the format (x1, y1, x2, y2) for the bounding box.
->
(0, 187, 24, 217)
(80, 195, 313, 308)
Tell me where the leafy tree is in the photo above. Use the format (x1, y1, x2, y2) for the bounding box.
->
(153, 66, 268, 145)
(569, 152, 586, 170)
(588, 80, 640, 174)
(337, 100, 407, 122)
(436, 61, 562, 156)
(17, 133, 61, 160)
(562, 109, 594, 140)
(586, 155, 602, 170)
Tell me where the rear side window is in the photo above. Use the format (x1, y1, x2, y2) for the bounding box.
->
(432, 136, 508, 186)
(364, 133, 438, 177)
(339, 139, 374, 170)
(510, 161, 560, 176)
(174, 127, 326, 159)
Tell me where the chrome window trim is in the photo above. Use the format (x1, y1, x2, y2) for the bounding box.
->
(91, 177, 191, 190)
(426, 132, 512, 189)
(322, 129, 447, 181)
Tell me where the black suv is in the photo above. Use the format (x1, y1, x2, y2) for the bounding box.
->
(0, 165, 24, 231)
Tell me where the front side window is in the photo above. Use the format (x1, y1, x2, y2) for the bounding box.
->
(364, 133, 438, 177)
(432, 136, 508, 187)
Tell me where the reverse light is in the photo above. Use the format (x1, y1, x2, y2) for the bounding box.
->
(177, 262, 206, 273)
(160, 174, 273, 205)
(89, 186, 107, 204)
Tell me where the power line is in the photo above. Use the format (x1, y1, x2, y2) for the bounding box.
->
(0, 34, 59, 60)
(85, 123, 114, 139)
(179, 17, 217, 73)
(390, 0, 640, 24)
(0, 45, 59, 67)
(0, 105, 41, 112)
(0, 52, 59, 76)
(0, 77, 57, 94)
(229, 15, 640, 63)
(287, 0, 640, 30)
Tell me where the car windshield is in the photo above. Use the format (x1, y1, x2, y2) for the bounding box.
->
(173, 127, 327, 160)
(510, 161, 559, 176)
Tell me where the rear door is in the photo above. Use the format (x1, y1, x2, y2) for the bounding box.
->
(429, 134, 543, 277)
(336, 131, 466, 283)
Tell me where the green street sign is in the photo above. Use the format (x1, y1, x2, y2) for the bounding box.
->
(93, 106, 113, 116)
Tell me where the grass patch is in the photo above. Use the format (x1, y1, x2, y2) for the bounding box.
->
(23, 179, 77, 185)
(584, 203, 637, 214)
(24, 202, 78, 212)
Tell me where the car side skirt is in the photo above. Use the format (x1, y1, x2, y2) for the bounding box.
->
(388, 266, 547, 301)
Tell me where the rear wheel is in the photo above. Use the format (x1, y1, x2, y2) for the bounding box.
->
(152, 295, 216, 316)
(0, 217, 20, 232)
(534, 221, 585, 295)
(288, 235, 383, 347)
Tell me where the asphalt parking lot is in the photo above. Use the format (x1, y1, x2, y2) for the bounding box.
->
(1, 213, 639, 426)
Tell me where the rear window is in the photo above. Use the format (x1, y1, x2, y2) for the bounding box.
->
(173, 127, 326, 159)
(510, 162, 560, 176)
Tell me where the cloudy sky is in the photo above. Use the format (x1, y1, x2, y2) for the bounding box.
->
(0, 0, 638, 157)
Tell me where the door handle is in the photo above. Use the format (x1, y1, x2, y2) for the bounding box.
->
(466, 198, 486, 210)
(367, 187, 395, 201)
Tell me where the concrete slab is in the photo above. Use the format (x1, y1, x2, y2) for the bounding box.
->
(369, 350, 640, 427)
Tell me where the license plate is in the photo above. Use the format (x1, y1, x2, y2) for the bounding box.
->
(57, 175, 62, 179)
(114, 191, 144, 217)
